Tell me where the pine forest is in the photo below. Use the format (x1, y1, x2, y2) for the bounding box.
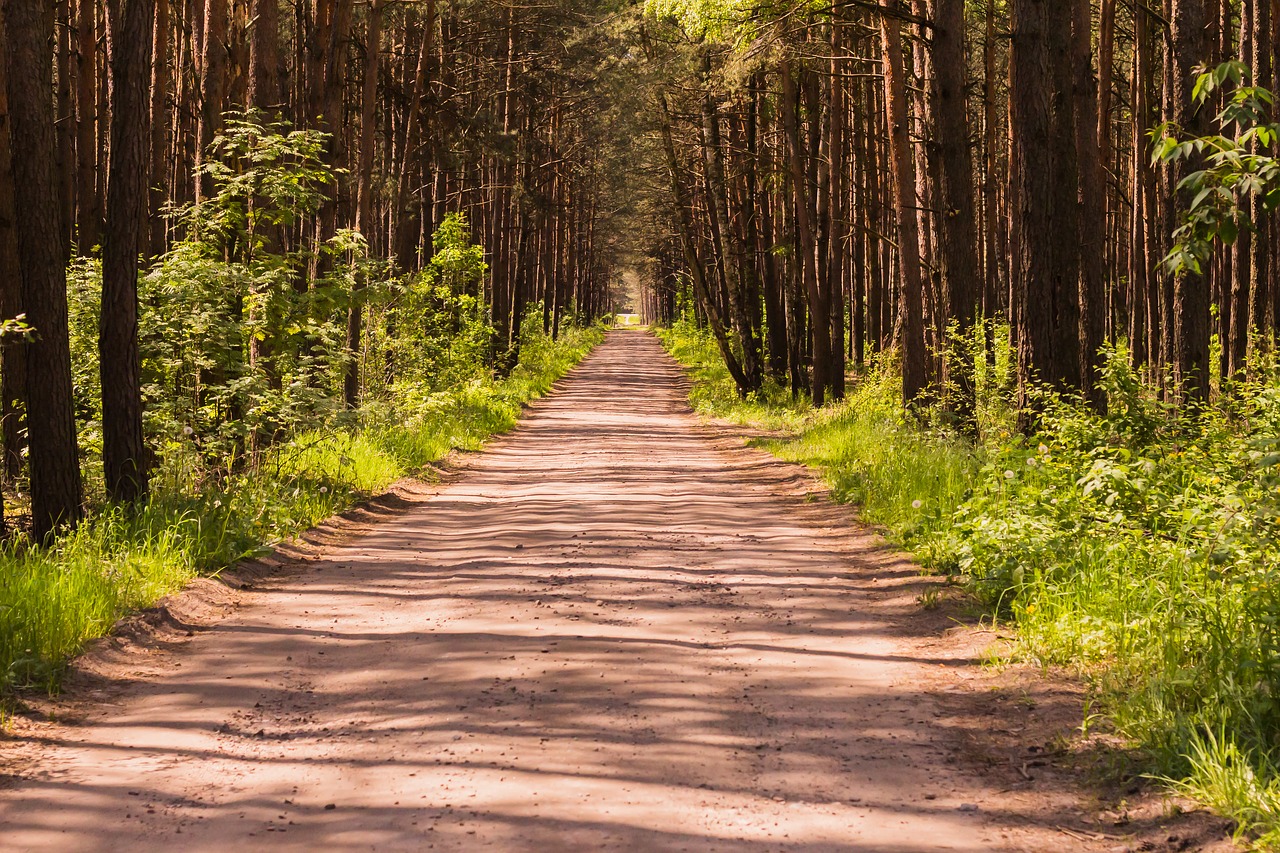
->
(2, 0, 1280, 847)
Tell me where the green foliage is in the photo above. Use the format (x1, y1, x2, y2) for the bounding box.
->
(360, 213, 494, 397)
(185, 113, 334, 251)
(1155, 61, 1280, 276)
(64, 116, 361, 473)
(643, 0, 757, 43)
(661, 322, 1280, 844)
(0, 118, 607, 697)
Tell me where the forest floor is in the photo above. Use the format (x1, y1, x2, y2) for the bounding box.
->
(0, 330, 1236, 851)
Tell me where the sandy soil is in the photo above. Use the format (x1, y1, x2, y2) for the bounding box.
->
(0, 330, 1233, 851)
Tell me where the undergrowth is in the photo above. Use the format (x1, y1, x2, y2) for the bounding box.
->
(0, 319, 602, 694)
(658, 318, 1280, 849)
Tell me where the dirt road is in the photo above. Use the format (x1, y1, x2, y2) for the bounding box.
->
(0, 331, 1187, 851)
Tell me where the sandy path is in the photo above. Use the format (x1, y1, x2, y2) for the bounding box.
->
(0, 330, 1096, 851)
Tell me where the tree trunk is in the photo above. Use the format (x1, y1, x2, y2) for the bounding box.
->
(700, 53, 762, 393)
(1169, 0, 1214, 404)
(0, 11, 27, 488)
(1012, 0, 1082, 420)
(1073, 0, 1107, 408)
(826, 10, 847, 402)
(149, 0, 170, 256)
(76, 0, 101, 251)
(780, 55, 832, 406)
(1245, 0, 1272, 368)
(657, 91, 749, 394)
(879, 6, 927, 407)
(1130, 4, 1154, 369)
(344, 0, 382, 409)
(932, 0, 981, 426)
(196, 0, 229, 202)
(3, 0, 84, 538)
(101, 0, 155, 504)
(248, 0, 281, 113)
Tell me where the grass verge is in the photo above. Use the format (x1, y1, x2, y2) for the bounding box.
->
(0, 324, 602, 694)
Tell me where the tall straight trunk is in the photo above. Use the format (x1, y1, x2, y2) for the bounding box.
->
(656, 91, 749, 393)
(826, 9, 847, 401)
(700, 53, 762, 392)
(248, 0, 280, 112)
(879, 6, 927, 407)
(0, 12, 26, 487)
(196, 0, 229, 201)
(1272, 0, 1280, 336)
(866, 70, 885, 355)
(932, 0, 981, 426)
(1246, 0, 1272, 363)
(982, 0, 1001, 349)
(1073, 0, 1107, 408)
(751, 75, 787, 382)
(4, 0, 84, 538)
(77, 0, 101, 251)
(1169, 0, 1214, 403)
(394, 2, 437, 269)
(1098, 0, 1116, 344)
(56, 0, 75, 258)
(1230, 0, 1256, 375)
(851, 65, 869, 369)
(1011, 0, 1082, 416)
(149, 0, 170, 255)
(1130, 5, 1153, 368)
(102, 0, 155, 504)
(321, 0, 355, 230)
(344, 0, 382, 409)
(780, 54, 832, 406)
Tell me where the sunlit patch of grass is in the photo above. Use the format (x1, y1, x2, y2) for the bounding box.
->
(1162, 728, 1280, 848)
(0, 323, 604, 695)
(653, 323, 811, 432)
(762, 383, 976, 570)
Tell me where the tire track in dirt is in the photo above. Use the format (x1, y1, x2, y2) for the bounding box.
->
(0, 330, 1183, 851)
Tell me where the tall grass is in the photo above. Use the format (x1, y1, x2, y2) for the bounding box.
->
(659, 321, 1280, 846)
(0, 323, 602, 693)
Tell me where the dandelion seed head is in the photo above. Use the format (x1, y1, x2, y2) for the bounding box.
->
(912, 499, 923, 509)
(319, 486, 329, 494)
(182, 426, 194, 436)
(1004, 469, 1016, 479)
